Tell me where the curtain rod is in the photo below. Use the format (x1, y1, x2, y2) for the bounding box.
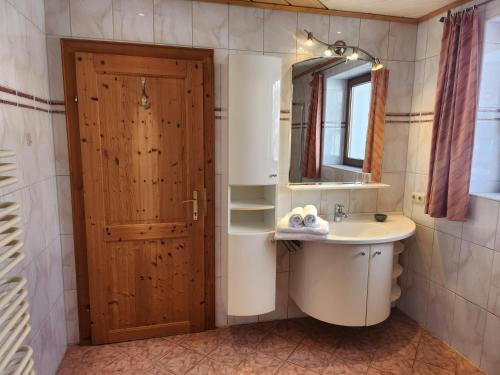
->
(439, 0, 495, 22)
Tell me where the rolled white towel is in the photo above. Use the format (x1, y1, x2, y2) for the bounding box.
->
(288, 207, 305, 227)
(277, 215, 329, 234)
(303, 204, 319, 228)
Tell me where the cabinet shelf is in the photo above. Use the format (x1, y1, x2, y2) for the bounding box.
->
(229, 221, 275, 235)
(392, 264, 403, 279)
(394, 242, 405, 255)
(231, 199, 275, 211)
(391, 285, 402, 303)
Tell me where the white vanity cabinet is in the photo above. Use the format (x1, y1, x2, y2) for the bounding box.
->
(290, 241, 394, 326)
(226, 54, 281, 316)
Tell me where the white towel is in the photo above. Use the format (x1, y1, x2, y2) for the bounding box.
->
(288, 207, 305, 228)
(277, 214, 329, 235)
(303, 205, 319, 228)
(275, 231, 329, 241)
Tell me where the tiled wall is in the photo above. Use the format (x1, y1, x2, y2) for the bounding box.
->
(44, 0, 417, 341)
(0, 0, 67, 374)
(399, 1, 500, 373)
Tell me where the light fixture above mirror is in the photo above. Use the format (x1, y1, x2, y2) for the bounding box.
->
(303, 29, 383, 71)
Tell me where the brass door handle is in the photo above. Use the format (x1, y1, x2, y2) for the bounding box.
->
(182, 190, 198, 221)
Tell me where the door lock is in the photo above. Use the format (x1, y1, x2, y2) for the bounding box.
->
(182, 190, 198, 221)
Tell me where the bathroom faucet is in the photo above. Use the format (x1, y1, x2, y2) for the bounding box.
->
(334, 204, 349, 222)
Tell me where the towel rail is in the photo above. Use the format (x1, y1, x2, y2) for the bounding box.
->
(0, 150, 33, 373)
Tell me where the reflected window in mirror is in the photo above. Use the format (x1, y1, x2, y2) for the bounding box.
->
(289, 57, 381, 184)
(344, 73, 371, 168)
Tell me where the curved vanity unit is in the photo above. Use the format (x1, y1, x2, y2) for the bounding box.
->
(324, 214, 415, 244)
(289, 215, 415, 327)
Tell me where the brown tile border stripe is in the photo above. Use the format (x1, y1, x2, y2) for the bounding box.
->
(0, 86, 16, 95)
(0, 84, 65, 114)
(49, 100, 65, 106)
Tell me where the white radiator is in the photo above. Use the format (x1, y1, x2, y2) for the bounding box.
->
(0, 150, 34, 375)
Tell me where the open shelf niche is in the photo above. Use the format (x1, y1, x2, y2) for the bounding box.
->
(229, 185, 276, 234)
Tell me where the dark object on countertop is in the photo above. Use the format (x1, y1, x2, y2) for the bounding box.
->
(374, 213, 387, 222)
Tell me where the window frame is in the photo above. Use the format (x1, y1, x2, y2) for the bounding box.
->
(343, 73, 372, 168)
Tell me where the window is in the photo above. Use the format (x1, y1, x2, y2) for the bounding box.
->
(344, 74, 371, 167)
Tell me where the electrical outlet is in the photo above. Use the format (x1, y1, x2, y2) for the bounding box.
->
(411, 192, 426, 204)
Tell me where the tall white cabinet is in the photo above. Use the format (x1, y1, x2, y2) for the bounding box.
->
(226, 54, 281, 316)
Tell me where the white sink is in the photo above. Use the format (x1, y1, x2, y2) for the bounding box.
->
(324, 214, 415, 244)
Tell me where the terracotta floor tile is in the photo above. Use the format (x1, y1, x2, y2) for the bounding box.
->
(332, 343, 375, 362)
(156, 345, 205, 375)
(370, 353, 414, 374)
(236, 350, 284, 374)
(222, 323, 271, 351)
(57, 345, 122, 373)
(416, 333, 457, 372)
(185, 357, 239, 375)
(303, 334, 341, 353)
(206, 341, 246, 367)
(322, 360, 369, 375)
(288, 341, 332, 372)
(455, 357, 485, 374)
(412, 361, 455, 375)
(56, 309, 485, 375)
(113, 336, 180, 360)
(275, 362, 319, 374)
(180, 330, 222, 355)
(324, 348, 372, 375)
(272, 319, 309, 343)
(100, 353, 155, 373)
(258, 333, 301, 361)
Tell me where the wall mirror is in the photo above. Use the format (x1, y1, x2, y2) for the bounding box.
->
(289, 36, 388, 185)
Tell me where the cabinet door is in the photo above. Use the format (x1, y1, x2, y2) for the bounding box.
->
(228, 54, 281, 185)
(299, 242, 370, 326)
(366, 243, 394, 325)
(227, 233, 276, 316)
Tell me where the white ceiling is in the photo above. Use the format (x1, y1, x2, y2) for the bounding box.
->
(318, 0, 453, 18)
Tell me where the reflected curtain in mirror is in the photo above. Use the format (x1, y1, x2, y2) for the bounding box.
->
(302, 73, 324, 179)
(425, 9, 478, 221)
(362, 68, 389, 183)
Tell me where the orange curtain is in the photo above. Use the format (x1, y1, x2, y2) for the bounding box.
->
(425, 9, 479, 221)
(363, 68, 389, 183)
(302, 73, 323, 179)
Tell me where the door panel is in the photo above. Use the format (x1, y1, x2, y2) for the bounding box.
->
(291, 242, 370, 326)
(366, 243, 394, 325)
(75, 52, 206, 344)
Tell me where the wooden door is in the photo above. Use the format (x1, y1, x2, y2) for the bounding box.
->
(74, 52, 206, 344)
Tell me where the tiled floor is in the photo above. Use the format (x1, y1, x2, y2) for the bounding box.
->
(57, 309, 485, 374)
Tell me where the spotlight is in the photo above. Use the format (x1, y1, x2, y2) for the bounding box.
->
(346, 50, 359, 60)
(371, 58, 384, 71)
(324, 47, 333, 57)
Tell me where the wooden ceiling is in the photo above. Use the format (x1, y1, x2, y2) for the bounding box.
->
(202, 0, 471, 23)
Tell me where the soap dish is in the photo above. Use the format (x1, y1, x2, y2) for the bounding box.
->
(374, 213, 387, 222)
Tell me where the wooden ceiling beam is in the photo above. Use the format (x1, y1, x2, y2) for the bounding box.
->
(199, 0, 419, 24)
(417, 0, 470, 22)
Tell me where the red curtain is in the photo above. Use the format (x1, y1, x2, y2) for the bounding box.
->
(363, 68, 389, 183)
(425, 9, 479, 221)
(302, 73, 323, 179)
